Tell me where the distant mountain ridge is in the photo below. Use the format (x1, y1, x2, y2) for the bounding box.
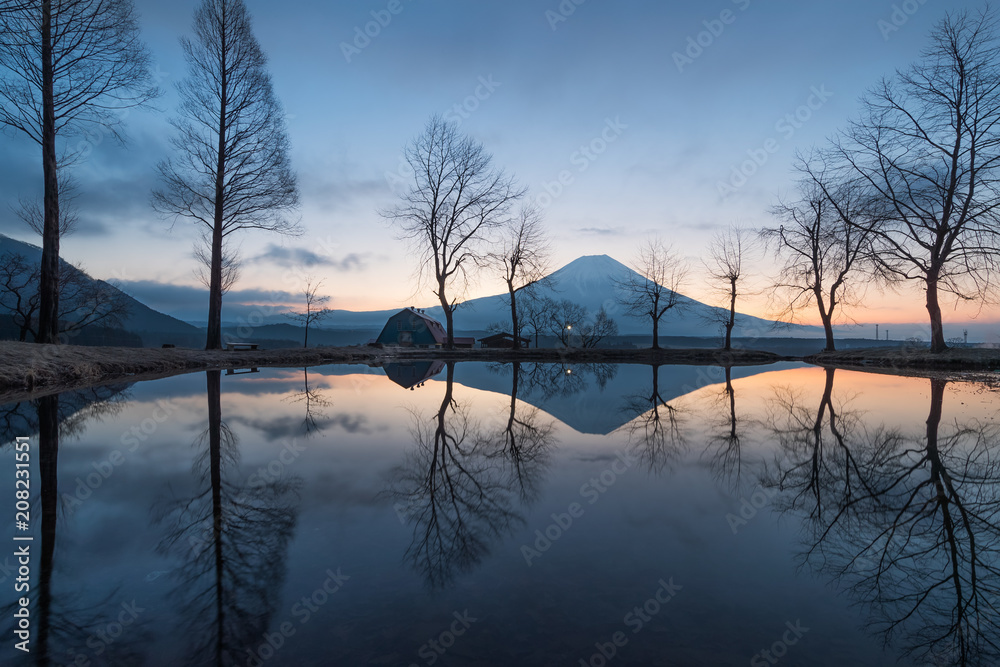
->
(313, 255, 819, 338)
(0, 234, 202, 346)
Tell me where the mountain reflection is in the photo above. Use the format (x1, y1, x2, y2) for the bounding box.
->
(155, 370, 300, 666)
(389, 362, 555, 588)
(765, 371, 1000, 666)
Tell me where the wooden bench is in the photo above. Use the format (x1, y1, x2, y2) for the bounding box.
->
(225, 342, 259, 351)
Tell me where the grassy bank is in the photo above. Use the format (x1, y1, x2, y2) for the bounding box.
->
(0, 342, 384, 403)
(806, 346, 1000, 371)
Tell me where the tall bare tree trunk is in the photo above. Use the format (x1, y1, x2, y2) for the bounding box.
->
(725, 278, 736, 351)
(926, 271, 946, 353)
(37, 0, 60, 344)
(206, 14, 228, 351)
(439, 278, 454, 349)
(508, 280, 520, 350)
(37, 394, 58, 664)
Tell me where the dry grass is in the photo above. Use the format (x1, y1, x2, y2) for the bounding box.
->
(807, 346, 1000, 371)
(0, 341, 383, 403)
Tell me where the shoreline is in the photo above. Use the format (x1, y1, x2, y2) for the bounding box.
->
(0, 341, 997, 405)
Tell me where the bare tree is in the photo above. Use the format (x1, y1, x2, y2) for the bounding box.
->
(0, 252, 130, 341)
(193, 235, 240, 296)
(834, 10, 1000, 352)
(704, 226, 753, 351)
(0, 252, 39, 340)
(491, 204, 551, 348)
(153, 0, 300, 350)
(544, 298, 588, 346)
(289, 278, 331, 348)
(616, 238, 688, 349)
(13, 172, 79, 238)
(579, 306, 618, 348)
(763, 157, 880, 352)
(517, 283, 549, 348)
(383, 115, 523, 348)
(0, 0, 157, 343)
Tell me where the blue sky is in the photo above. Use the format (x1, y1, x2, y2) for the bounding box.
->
(1, 0, 995, 331)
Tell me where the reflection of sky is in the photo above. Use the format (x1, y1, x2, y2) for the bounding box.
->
(0, 0, 996, 328)
(0, 364, 995, 664)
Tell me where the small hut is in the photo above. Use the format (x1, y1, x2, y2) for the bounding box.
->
(479, 332, 530, 349)
(375, 307, 475, 348)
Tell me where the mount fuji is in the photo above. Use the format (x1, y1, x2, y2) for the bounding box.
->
(325, 254, 818, 338)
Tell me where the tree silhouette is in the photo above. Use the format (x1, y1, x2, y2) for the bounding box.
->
(382, 115, 523, 348)
(155, 370, 300, 665)
(766, 373, 1000, 665)
(704, 366, 750, 490)
(491, 205, 551, 348)
(153, 0, 300, 350)
(763, 155, 881, 351)
(0, 0, 157, 343)
(704, 226, 753, 351)
(485, 362, 556, 504)
(616, 238, 688, 349)
(387, 363, 531, 588)
(834, 10, 1000, 352)
(620, 364, 687, 475)
(284, 367, 331, 437)
(0, 386, 144, 666)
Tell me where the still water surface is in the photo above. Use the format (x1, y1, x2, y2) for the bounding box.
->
(1, 361, 998, 666)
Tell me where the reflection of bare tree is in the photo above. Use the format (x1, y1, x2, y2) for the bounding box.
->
(487, 362, 556, 504)
(766, 374, 1000, 666)
(765, 368, 876, 524)
(1, 390, 144, 665)
(705, 367, 751, 490)
(389, 363, 532, 588)
(520, 361, 618, 400)
(620, 364, 686, 474)
(156, 370, 299, 666)
(285, 367, 331, 437)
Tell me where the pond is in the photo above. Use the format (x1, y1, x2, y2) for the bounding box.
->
(1, 361, 998, 666)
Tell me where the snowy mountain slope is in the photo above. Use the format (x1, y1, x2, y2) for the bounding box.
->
(325, 254, 818, 338)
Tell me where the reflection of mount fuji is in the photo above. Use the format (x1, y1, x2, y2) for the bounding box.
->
(371, 361, 803, 435)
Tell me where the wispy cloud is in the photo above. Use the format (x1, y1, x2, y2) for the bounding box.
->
(577, 226, 627, 236)
(250, 243, 369, 271)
